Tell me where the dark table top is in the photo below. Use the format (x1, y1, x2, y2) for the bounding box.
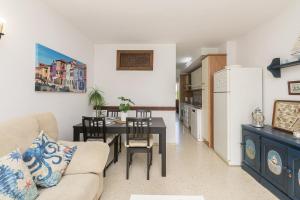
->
(243, 124, 300, 149)
(74, 117, 166, 129)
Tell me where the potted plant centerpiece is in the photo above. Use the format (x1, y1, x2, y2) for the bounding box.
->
(88, 87, 105, 117)
(118, 96, 135, 121)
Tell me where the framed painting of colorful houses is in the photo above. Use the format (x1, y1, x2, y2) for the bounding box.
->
(35, 44, 87, 93)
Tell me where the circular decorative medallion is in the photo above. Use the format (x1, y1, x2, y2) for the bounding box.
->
(267, 150, 282, 175)
(245, 139, 256, 160)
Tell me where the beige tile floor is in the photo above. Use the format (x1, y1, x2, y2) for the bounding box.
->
(101, 118, 278, 200)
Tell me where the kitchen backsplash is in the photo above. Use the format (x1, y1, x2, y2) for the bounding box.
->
(192, 90, 202, 106)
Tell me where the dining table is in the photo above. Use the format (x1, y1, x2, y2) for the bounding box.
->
(73, 117, 167, 177)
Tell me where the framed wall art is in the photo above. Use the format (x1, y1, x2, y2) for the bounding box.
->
(288, 81, 300, 95)
(116, 50, 153, 71)
(272, 100, 300, 133)
(35, 44, 86, 93)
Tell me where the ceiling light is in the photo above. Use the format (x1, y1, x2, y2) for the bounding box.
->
(182, 57, 192, 63)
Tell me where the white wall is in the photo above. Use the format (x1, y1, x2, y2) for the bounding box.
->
(234, 0, 300, 124)
(94, 44, 177, 143)
(0, 0, 94, 140)
(226, 41, 238, 65)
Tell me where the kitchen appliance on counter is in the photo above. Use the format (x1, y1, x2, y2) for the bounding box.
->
(213, 66, 262, 166)
(191, 108, 202, 141)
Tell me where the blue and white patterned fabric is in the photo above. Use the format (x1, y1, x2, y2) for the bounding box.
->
(22, 131, 77, 188)
(0, 149, 39, 200)
(61, 145, 77, 164)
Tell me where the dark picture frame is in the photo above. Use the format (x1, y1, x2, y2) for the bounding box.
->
(288, 81, 300, 95)
(116, 50, 153, 71)
(272, 100, 300, 133)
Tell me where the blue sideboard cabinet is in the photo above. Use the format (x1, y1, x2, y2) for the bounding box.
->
(242, 125, 300, 200)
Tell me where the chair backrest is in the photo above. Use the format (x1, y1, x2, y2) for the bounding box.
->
(136, 109, 152, 118)
(82, 116, 106, 142)
(106, 108, 120, 118)
(126, 117, 150, 147)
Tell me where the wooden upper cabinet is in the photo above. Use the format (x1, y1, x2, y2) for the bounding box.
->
(191, 67, 202, 90)
(179, 74, 191, 103)
(201, 54, 227, 148)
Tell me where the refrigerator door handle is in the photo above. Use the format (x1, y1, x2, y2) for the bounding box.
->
(213, 91, 230, 94)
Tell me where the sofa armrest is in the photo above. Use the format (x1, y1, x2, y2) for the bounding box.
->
(58, 140, 109, 175)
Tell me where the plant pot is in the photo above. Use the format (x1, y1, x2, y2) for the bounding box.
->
(121, 112, 127, 122)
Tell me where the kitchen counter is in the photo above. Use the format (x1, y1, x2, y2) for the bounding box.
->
(183, 102, 202, 109)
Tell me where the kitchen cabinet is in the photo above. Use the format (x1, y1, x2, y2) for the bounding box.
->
(179, 74, 192, 121)
(201, 54, 226, 148)
(288, 148, 300, 199)
(242, 130, 261, 173)
(191, 67, 202, 90)
(179, 74, 191, 103)
(201, 59, 209, 141)
(261, 138, 289, 193)
(190, 108, 202, 141)
(242, 125, 300, 200)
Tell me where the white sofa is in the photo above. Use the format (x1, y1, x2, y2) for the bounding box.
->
(0, 112, 109, 200)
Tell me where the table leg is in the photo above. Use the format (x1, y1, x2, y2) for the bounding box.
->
(73, 127, 80, 141)
(161, 128, 166, 177)
(159, 133, 162, 154)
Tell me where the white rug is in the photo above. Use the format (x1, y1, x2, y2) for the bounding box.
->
(130, 195, 204, 200)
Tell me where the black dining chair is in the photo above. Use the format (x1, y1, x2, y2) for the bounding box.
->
(105, 108, 122, 154)
(82, 116, 119, 176)
(125, 117, 153, 180)
(136, 109, 152, 118)
(106, 108, 120, 118)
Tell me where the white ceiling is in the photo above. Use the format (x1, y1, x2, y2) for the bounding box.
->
(42, 0, 291, 69)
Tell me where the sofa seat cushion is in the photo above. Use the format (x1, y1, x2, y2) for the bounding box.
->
(37, 174, 99, 200)
(58, 141, 109, 175)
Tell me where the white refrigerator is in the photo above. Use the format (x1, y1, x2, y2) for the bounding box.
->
(213, 66, 262, 166)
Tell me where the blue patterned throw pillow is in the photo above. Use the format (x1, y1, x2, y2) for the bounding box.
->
(0, 149, 39, 200)
(22, 132, 76, 188)
(61, 145, 77, 164)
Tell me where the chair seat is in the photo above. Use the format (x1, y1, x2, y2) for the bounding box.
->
(87, 134, 117, 144)
(125, 135, 154, 148)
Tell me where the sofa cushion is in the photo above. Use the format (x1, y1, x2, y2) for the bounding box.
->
(0, 116, 39, 156)
(23, 132, 70, 188)
(31, 113, 59, 141)
(58, 141, 109, 175)
(0, 149, 39, 200)
(37, 174, 100, 200)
